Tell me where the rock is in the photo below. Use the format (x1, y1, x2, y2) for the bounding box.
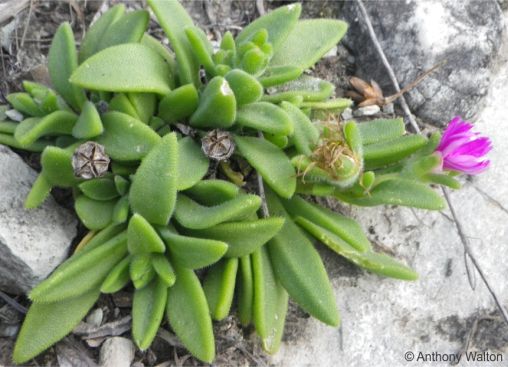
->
(272, 29, 508, 367)
(99, 337, 135, 367)
(0, 145, 77, 294)
(342, 0, 504, 126)
(353, 104, 381, 117)
(86, 308, 104, 328)
(341, 107, 353, 121)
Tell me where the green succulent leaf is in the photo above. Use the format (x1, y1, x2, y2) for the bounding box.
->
(127, 93, 157, 125)
(185, 26, 215, 74)
(237, 255, 254, 326)
(280, 101, 319, 156)
(183, 217, 285, 258)
(295, 217, 418, 280)
(30, 232, 127, 302)
(141, 34, 177, 89)
(129, 133, 178, 225)
(94, 10, 149, 55)
(132, 278, 168, 350)
(177, 137, 209, 190)
(203, 258, 238, 321)
(48, 22, 86, 111)
(79, 224, 127, 254)
(128, 213, 166, 254)
(166, 265, 215, 363)
(25, 174, 53, 209)
(147, 0, 200, 86)
(152, 254, 176, 287)
(266, 190, 340, 326)
(158, 227, 228, 269)
(13, 288, 100, 364)
(101, 255, 131, 293)
(130, 253, 156, 289)
(357, 118, 405, 145)
(234, 135, 296, 198)
(70, 44, 172, 95)
(224, 69, 264, 106)
(262, 77, 334, 104)
(259, 65, 303, 88)
(0, 133, 52, 152)
(75, 195, 116, 230)
(79, 178, 119, 201)
(112, 196, 130, 224)
(363, 135, 428, 169)
(40, 145, 77, 187)
(236, 102, 294, 136)
(15, 111, 77, 148)
(281, 195, 371, 252)
(97, 111, 161, 161)
(184, 179, 240, 206)
(72, 101, 103, 139)
(335, 178, 446, 210)
(158, 84, 199, 123)
(78, 4, 125, 63)
(6, 93, 44, 117)
(109, 93, 140, 120)
(251, 246, 288, 354)
(271, 19, 348, 69)
(174, 194, 261, 230)
(236, 4, 301, 52)
(190, 76, 237, 128)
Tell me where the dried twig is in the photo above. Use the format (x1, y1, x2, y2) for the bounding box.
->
(20, 0, 34, 48)
(442, 188, 508, 325)
(354, 0, 420, 133)
(0, 290, 27, 314)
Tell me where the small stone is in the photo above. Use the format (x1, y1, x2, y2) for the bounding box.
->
(353, 105, 381, 117)
(86, 308, 103, 327)
(382, 103, 395, 115)
(341, 107, 353, 121)
(323, 46, 337, 58)
(99, 337, 135, 367)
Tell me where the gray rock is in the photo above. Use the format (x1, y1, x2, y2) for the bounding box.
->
(99, 337, 135, 367)
(272, 24, 508, 367)
(382, 103, 394, 115)
(353, 104, 381, 117)
(342, 0, 504, 126)
(341, 107, 353, 121)
(0, 145, 77, 294)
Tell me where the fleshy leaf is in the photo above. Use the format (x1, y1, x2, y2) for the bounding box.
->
(184, 179, 240, 206)
(147, 0, 200, 86)
(129, 133, 178, 225)
(174, 194, 261, 229)
(15, 111, 77, 147)
(132, 278, 168, 350)
(357, 118, 405, 145)
(29, 232, 127, 302)
(295, 217, 418, 280)
(236, 102, 293, 136)
(75, 195, 116, 230)
(183, 217, 285, 258)
(236, 4, 301, 52)
(177, 137, 209, 190)
(130, 253, 156, 289)
(280, 101, 319, 156)
(72, 101, 103, 139)
(70, 43, 172, 95)
(251, 247, 288, 354)
(158, 227, 228, 269)
(166, 265, 215, 363)
(237, 255, 254, 326)
(224, 69, 263, 106)
(97, 112, 161, 161)
(363, 135, 428, 169)
(152, 254, 176, 287)
(266, 190, 340, 326)
(234, 135, 296, 198)
(203, 258, 238, 321)
(13, 288, 100, 364)
(158, 84, 199, 123)
(128, 213, 166, 254)
(79, 178, 119, 201)
(101, 256, 131, 293)
(271, 19, 348, 69)
(48, 22, 86, 110)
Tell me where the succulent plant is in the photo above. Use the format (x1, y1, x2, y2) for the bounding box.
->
(0, 0, 481, 364)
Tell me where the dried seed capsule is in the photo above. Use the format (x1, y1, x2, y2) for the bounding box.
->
(72, 141, 110, 179)
(201, 129, 235, 161)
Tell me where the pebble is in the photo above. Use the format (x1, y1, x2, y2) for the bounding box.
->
(353, 105, 381, 117)
(382, 103, 395, 115)
(341, 107, 353, 121)
(85, 308, 103, 327)
(99, 337, 135, 367)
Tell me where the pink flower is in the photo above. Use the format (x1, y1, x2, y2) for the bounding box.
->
(435, 116, 492, 175)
